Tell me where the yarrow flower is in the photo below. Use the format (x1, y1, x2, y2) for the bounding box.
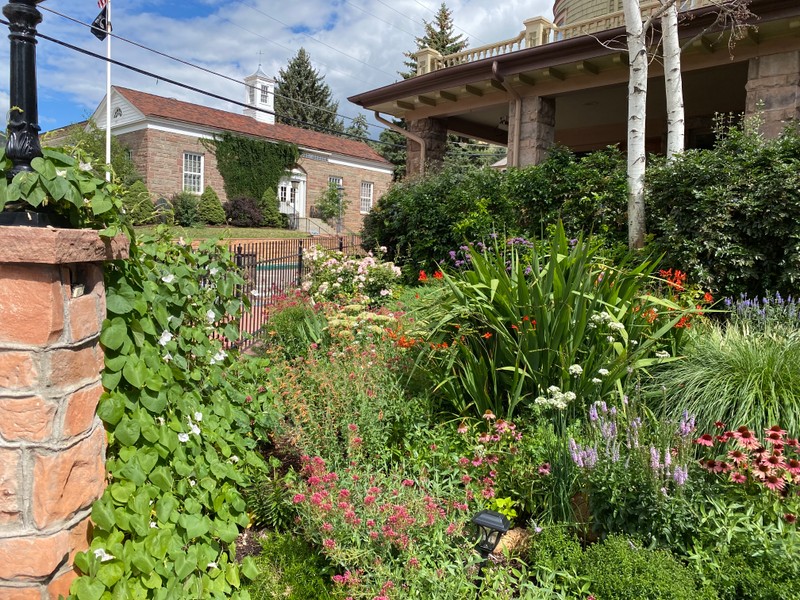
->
(568, 364, 583, 376)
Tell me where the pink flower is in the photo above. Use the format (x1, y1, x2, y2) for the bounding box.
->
(457, 423, 468, 434)
(322, 522, 333, 532)
(694, 434, 714, 447)
(402, 479, 414, 487)
(731, 472, 747, 484)
(538, 462, 551, 476)
(364, 495, 376, 505)
(446, 522, 458, 535)
(323, 538, 336, 549)
(482, 410, 496, 421)
(348, 423, 358, 432)
(350, 437, 363, 447)
(408, 557, 420, 569)
(292, 493, 306, 504)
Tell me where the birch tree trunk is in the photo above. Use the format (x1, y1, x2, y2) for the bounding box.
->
(622, 0, 648, 250)
(662, 1, 685, 160)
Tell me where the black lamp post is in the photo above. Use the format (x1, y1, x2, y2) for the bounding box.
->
(4, 0, 44, 178)
(471, 509, 510, 561)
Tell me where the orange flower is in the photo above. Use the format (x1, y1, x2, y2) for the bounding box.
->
(433, 271, 443, 279)
(704, 291, 714, 303)
(418, 270, 428, 282)
(481, 332, 493, 339)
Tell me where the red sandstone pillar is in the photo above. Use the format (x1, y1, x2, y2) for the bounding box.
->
(0, 227, 128, 599)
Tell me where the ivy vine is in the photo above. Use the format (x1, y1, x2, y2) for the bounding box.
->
(203, 133, 298, 201)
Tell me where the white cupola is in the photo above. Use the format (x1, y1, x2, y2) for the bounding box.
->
(244, 64, 275, 125)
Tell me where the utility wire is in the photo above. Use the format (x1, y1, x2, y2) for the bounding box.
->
(9, 21, 406, 150)
(40, 5, 387, 130)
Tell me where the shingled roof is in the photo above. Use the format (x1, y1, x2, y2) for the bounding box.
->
(114, 87, 389, 165)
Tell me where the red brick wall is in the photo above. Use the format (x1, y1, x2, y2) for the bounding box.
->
(117, 129, 392, 231)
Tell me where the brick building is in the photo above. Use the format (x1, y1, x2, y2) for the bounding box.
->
(85, 69, 393, 234)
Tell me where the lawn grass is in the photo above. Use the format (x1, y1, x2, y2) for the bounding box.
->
(134, 225, 311, 240)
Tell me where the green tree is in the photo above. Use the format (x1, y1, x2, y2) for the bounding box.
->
(198, 186, 226, 225)
(401, 2, 468, 79)
(60, 120, 141, 186)
(122, 180, 155, 225)
(345, 113, 369, 141)
(373, 120, 408, 180)
(275, 48, 344, 133)
(259, 187, 285, 228)
(316, 182, 349, 226)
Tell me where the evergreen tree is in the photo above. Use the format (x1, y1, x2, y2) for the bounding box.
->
(198, 186, 226, 225)
(275, 48, 344, 133)
(373, 121, 408, 180)
(345, 113, 369, 141)
(401, 2, 468, 79)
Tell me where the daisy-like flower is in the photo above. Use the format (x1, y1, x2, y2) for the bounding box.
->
(752, 463, 771, 480)
(727, 449, 747, 465)
(695, 433, 714, 447)
(730, 472, 747, 484)
(765, 453, 786, 469)
(732, 426, 759, 449)
(786, 458, 800, 476)
(784, 513, 797, 524)
(764, 474, 786, 492)
(482, 410, 496, 421)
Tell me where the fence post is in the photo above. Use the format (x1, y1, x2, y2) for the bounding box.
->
(339, 236, 344, 253)
(297, 239, 304, 287)
(234, 245, 243, 267)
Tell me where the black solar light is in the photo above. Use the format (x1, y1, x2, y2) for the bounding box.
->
(471, 509, 511, 560)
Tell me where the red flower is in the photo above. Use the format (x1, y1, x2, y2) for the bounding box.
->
(433, 270, 443, 279)
(418, 270, 428, 282)
(733, 426, 760, 449)
(704, 291, 714, 303)
(784, 513, 797, 524)
(695, 433, 714, 447)
(714, 421, 725, 429)
(481, 332, 493, 339)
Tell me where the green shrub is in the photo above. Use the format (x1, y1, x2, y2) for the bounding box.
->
(647, 120, 800, 299)
(244, 532, 334, 600)
(198, 186, 226, 225)
(259, 291, 326, 359)
(526, 527, 587, 596)
(224, 195, 264, 227)
(580, 535, 706, 600)
(247, 457, 298, 531)
(121, 180, 155, 225)
(171, 191, 201, 226)
(315, 182, 347, 225)
(258, 187, 284, 228)
(648, 321, 800, 434)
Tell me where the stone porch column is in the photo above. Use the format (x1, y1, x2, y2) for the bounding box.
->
(0, 227, 128, 599)
(407, 117, 448, 177)
(513, 95, 556, 167)
(745, 50, 800, 138)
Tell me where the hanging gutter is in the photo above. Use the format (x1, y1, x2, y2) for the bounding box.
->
(373, 111, 427, 175)
(492, 61, 520, 169)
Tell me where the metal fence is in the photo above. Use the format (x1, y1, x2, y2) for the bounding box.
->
(226, 234, 363, 350)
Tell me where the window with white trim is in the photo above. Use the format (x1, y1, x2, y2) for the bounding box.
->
(183, 152, 203, 194)
(328, 176, 343, 189)
(260, 84, 270, 104)
(360, 181, 373, 214)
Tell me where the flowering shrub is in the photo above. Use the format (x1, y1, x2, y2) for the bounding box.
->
(303, 245, 401, 306)
(571, 398, 695, 545)
(726, 292, 800, 331)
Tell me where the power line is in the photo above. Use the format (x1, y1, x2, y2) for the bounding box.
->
(40, 5, 386, 131)
(13, 21, 406, 150)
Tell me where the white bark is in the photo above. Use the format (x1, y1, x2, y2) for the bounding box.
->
(662, 1, 685, 160)
(622, 0, 648, 250)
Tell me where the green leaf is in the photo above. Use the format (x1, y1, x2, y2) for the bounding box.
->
(149, 466, 174, 492)
(174, 553, 197, 580)
(155, 493, 178, 523)
(122, 356, 147, 389)
(109, 480, 137, 504)
(97, 393, 125, 425)
(101, 318, 129, 351)
(114, 417, 141, 446)
(225, 563, 241, 588)
(102, 369, 123, 391)
(140, 389, 167, 414)
(106, 293, 134, 315)
(137, 447, 159, 473)
(178, 513, 209, 539)
(131, 550, 156, 574)
(240, 556, 259, 580)
(212, 518, 239, 544)
(91, 496, 116, 531)
(71, 577, 106, 600)
(119, 458, 146, 487)
(97, 561, 124, 588)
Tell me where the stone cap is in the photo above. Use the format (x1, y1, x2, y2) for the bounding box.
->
(0, 226, 129, 264)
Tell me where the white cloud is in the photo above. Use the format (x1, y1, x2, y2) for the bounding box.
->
(0, 0, 554, 134)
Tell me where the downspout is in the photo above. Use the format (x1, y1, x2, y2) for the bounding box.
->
(492, 61, 521, 168)
(373, 111, 426, 176)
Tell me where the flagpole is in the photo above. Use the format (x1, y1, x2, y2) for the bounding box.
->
(104, 0, 111, 182)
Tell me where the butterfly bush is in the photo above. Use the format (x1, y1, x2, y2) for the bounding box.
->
(303, 245, 401, 306)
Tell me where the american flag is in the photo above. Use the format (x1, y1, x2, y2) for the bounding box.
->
(97, 0, 107, 8)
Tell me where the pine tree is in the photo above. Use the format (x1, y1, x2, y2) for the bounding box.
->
(373, 121, 407, 180)
(401, 2, 468, 79)
(345, 113, 369, 141)
(275, 48, 344, 133)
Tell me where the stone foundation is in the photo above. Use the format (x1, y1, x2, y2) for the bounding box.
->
(746, 50, 800, 139)
(514, 95, 556, 167)
(0, 226, 127, 598)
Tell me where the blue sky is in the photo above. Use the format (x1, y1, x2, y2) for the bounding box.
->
(0, 0, 553, 139)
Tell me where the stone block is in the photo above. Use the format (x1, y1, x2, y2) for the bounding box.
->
(0, 586, 42, 599)
(47, 346, 104, 391)
(0, 529, 72, 581)
(0, 448, 21, 526)
(0, 265, 64, 346)
(32, 426, 106, 529)
(67, 293, 102, 343)
(0, 351, 38, 389)
(47, 567, 78, 599)
(0, 396, 56, 442)
(62, 384, 103, 438)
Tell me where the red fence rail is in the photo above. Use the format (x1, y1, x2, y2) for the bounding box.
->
(226, 234, 363, 350)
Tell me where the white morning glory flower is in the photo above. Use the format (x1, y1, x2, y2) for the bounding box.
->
(207, 562, 218, 569)
(209, 268, 219, 276)
(209, 350, 226, 365)
(194, 412, 202, 422)
(161, 273, 175, 284)
(206, 310, 215, 324)
(158, 330, 173, 346)
(178, 432, 189, 443)
(188, 420, 201, 435)
(163, 352, 172, 362)
(94, 548, 115, 562)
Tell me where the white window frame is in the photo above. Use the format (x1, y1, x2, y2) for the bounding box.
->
(260, 84, 270, 104)
(328, 176, 343, 190)
(360, 181, 374, 214)
(183, 152, 203, 194)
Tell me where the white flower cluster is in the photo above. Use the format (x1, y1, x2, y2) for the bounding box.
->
(534, 385, 577, 410)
